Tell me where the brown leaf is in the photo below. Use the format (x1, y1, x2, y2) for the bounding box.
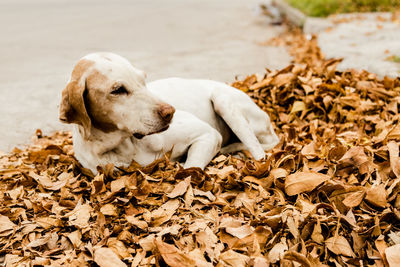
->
(126, 215, 148, 230)
(67, 230, 82, 249)
(0, 215, 16, 236)
(268, 239, 288, 263)
(385, 244, 400, 266)
(25, 232, 52, 248)
(150, 199, 180, 226)
(285, 171, 330, 196)
(94, 247, 127, 267)
(325, 235, 355, 257)
(219, 249, 250, 267)
(365, 184, 387, 208)
(29, 171, 68, 191)
(155, 239, 196, 267)
(388, 141, 400, 178)
(283, 251, 311, 267)
(225, 225, 254, 239)
(65, 200, 92, 229)
(100, 204, 118, 216)
(110, 177, 126, 193)
(167, 177, 191, 198)
(342, 189, 366, 208)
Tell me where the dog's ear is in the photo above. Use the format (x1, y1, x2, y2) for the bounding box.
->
(59, 80, 92, 139)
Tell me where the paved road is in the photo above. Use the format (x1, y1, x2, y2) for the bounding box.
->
(314, 13, 400, 78)
(0, 0, 290, 152)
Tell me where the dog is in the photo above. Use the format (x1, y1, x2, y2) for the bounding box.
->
(59, 52, 279, 173)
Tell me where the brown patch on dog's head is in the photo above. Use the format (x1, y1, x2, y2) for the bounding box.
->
(84, 69, 119, 133)
(59, 59, 94, 139)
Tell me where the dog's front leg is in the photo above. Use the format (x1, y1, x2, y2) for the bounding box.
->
(184, 130, 222, 169)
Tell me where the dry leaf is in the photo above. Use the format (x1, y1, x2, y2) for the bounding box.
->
(219, 249, 250, 267)
(388, 141, 400, 178)
(126, 215, 148, 230)
(225, 225, 254, 239)
(66, 201, 92, 229)
(167, 177, 191, 198)
(151, 199, 180, 226)
(268, 239, 288, 263)
(94, 247, 127, 267)
(326, 235, 355, 257)
(0, 215, 15, 235)
(155, 239, 196, 267)
(365, 184, 387, 208)
(386, 244, 400, 267)
(100, 203, 118, 216)
(285, 171, 330, 196)
(342, 189, 366, 208)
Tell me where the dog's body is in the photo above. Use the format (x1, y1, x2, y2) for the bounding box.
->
(60, 53, 279, 173)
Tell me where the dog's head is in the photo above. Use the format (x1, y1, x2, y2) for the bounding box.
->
(59, 52, 175, 140)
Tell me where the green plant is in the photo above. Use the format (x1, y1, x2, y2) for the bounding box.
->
(286, 0, 400, 17)
(386, 55, 400, 63)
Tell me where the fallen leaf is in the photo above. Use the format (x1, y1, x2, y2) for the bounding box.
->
(155, 238, 195, 267)
(326, 235, 355, 257)
(386, 244, 400, 266)
(268, 239, 288, 263)
(285, 171, 330, 196)
(65, 201, 92, 229)
(94, 247, 127, 267)
(100, 203, 118, 216)
(0, 215, 16, 236)
(126, 215, 148, 230)
(342, 189, 366, 208)
(219, 249, 250, 267)
(225, 225, 254, 239)
(167, 177, 191, 198)
(365, 184, 387, 208)
(150, 199, 180, 226)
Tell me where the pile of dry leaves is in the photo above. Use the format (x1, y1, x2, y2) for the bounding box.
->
(2, 29, 400, 266)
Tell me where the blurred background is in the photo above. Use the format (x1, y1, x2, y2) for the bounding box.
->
(0, 0, 290, 152)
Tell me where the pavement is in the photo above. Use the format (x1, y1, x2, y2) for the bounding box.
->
(315, 13, 400, 78)
(271, 0, 400, 78)
(0, 0, 291, 152)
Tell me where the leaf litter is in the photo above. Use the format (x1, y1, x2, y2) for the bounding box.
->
(2, 28, 400, 266)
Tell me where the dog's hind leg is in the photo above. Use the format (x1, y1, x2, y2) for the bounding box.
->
(211, 90, 265, 160)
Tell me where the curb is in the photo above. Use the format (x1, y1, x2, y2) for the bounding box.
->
(272, 0, 306, 27)
(272, 0, 334, 33)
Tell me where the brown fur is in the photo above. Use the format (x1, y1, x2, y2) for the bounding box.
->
(85, 70, 119, 133)
(70, 59, 95, 81)
(59, 59, 96, 139)
(60, 59, 120, 136)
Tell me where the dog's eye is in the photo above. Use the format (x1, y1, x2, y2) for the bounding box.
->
(111, 85, 129, 95)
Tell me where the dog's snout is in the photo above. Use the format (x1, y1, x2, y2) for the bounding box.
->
(158, 104, 175, 123)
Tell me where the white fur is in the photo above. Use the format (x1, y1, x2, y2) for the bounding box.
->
(63, 52, 279, 173)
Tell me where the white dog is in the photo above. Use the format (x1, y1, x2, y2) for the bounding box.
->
(59, 53, 279, 173)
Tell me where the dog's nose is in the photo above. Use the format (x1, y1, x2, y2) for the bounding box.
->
(158, 104, 175, 123)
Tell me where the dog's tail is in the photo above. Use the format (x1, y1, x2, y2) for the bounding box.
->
(220, 141, 278, 155)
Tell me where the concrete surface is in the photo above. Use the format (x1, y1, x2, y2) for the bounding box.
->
(0, 0, 290, 152)
(271, 0, 400, 78)
(317, 13, 400, 78)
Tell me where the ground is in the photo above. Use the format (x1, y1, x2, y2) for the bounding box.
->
(316, 12, 400, 78)
(0, 0, 290, 152)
